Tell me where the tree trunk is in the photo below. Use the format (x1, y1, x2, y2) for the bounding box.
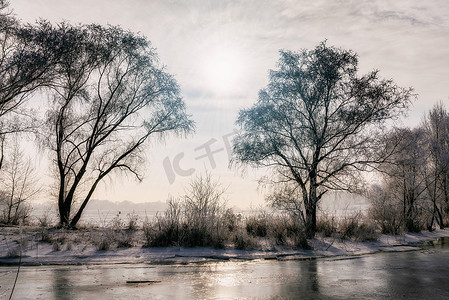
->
(435, 204, 444, 229)
(59, 207, 70, 227)
(302, 162, 319, 239)
(305, 201, 317, 239)
(305, 180, 318, 239)
(443, 176, 449, 214)
(13, 200, 20, 224)
(58, 197, 71, 227)
(0, 136, 4, 171)
(428, 213, 435, 231)
(69, 178, 101, 228)
(6, 201, 12, 224)
(69, 201, 87, 228)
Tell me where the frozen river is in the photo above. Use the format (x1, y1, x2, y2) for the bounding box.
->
(1, 238, 449, 299)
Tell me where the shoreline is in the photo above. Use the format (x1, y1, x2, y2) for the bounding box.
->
(1, 227, 448, 266)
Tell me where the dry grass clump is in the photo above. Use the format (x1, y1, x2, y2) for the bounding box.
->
(316, 213, 378, 241)
(316, 214, 337, 237)
(338, 214, 378, 241)
(244, 212, 309, 249)
(126, 212, 140, 231)
(143, 174, 232, 248)
(245, 214, 268, 238)
(92, 217, 138, 250)
(232, 229, 259, 250)
(35, 210, 56, 228)
(270, 215, 309, 249)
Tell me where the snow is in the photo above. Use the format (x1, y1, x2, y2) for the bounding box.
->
(1, 226, 448, 266)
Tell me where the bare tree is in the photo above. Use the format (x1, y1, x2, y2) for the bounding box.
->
(382, 128, 428, 231)
(40, 23, 194, 228)
(0, 138, 40, 224)
(232, 42, 412, 238)
(422, 102, 449, 228)
(370, 104, 449, 232)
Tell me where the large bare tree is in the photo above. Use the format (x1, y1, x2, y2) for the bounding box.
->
(232, 42, 412, 238)
(41, 23, 194, 227)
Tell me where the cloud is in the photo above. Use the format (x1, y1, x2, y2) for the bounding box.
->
(375, 10, 426, 25)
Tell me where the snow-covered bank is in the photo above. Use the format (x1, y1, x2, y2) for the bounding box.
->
(1, 227, 448, 266)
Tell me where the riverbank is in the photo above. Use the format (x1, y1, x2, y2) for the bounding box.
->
(1, 226, 448, 265)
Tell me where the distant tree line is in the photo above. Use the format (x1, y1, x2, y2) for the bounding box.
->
(370, 102, 449, 233)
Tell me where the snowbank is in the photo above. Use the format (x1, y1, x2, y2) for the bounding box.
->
(1, 227, 448, 266)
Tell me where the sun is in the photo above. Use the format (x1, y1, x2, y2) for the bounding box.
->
(199, 47, 246, 95)
(212, 58, 235, 89)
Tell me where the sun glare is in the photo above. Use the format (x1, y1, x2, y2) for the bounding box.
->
(199, 47, 246, 95)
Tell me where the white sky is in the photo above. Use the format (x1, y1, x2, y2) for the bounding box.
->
(11, 0, 449, 208)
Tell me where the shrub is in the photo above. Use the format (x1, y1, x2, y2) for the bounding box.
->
(316, 214, 337, 237)
(117, 239, 133, 248)
(143, 221, 181, 247)
(405, 217, 425, 233)
(37, 211, 54, 228)
(97, 238, 111, 251)
(368, 185, 403, 235)
(273, 216, 309, 249)
(268, 214, 291, 246)
(233, 230, 259, 250)
(339, 214, 360, 240)
(324, 213, 379, 241)
(142, 218, 155, 247)
(292, 230, 310, 249)
(126, 212, 140, 231)
(143, 173, 231, 248)
(245, 215, 268, 237)
(223, 208, 239, 232)
(117, 231, 134, 248)
(142, 206, 186, 247)
(66, 241, 73, 251)
(41, 231, 53, 243)
(94, 229, 115, 251)
(182, 173, 228, 247)
(0, 203, 32, 225)
(110, 213, 124, 230)
(244, 211, 310, 249)
(355, 221, 378, 242)
(52, 241, 61, 251)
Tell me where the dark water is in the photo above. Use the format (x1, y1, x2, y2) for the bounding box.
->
(1, 238, 449, 299)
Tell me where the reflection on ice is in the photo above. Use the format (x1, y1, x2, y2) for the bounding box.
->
(1, 242, 449, 299)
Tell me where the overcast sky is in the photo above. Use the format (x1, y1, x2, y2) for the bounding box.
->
(11, 0, 449, 208)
